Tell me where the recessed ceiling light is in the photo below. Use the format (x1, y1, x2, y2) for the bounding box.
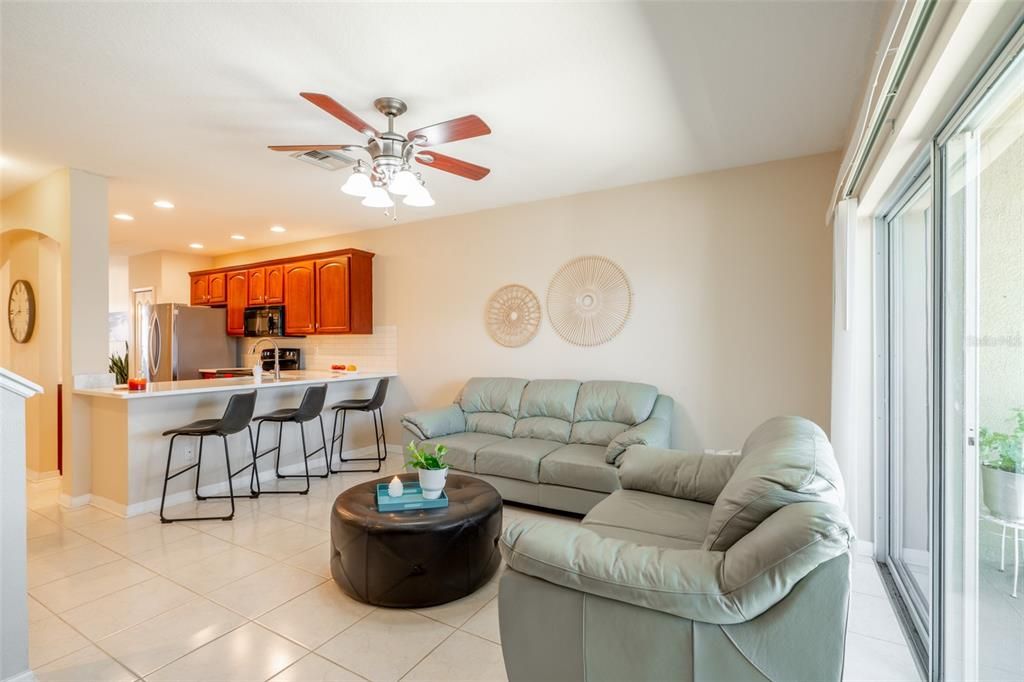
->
(189, 243, 204, 249)
(153, 200, 175, 209)
(230, 234, 246, 240)
(113, 213, 134, 221)
(270, 225, 286, 233)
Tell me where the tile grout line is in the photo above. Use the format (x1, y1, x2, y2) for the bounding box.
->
(397, 624, 461, 682)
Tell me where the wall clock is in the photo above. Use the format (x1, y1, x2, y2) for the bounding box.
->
(8, 279, 36, 344)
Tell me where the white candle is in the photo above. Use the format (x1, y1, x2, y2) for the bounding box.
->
(387, 476, 404, 498)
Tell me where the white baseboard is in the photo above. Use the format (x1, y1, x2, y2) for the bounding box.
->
(96, 444, 403, 518)
(855, 540, 875, 558)
(4, 669, 36, 682)
(26, 468, 60, 482)
(58, 492, 92, 509)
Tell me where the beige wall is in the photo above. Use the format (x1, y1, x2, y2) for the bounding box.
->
(0, 230, 61, 476)
(215, 152, 837, 451)
(109, 254, 130, 313)
(128, 250, 212, 304)
(1, 168, 109, 499)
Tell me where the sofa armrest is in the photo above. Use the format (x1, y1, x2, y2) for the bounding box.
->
(605, 394, 673, 465)
(499, 502, 852, 625)
(618, 446, 741, 503)
(400, 405, 466, 440)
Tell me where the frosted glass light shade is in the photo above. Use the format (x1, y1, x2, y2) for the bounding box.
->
(361, 186, 394, 208)
(341, 170, 372, 197)
(403, 185, 434, 207)
(388, 169, 418, 196)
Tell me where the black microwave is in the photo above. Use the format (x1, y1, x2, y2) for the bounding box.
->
(244, 306, 286, 337)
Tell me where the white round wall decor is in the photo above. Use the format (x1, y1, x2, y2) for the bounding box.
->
(485, 284, 542, 347)
(547, 256, 632, 346)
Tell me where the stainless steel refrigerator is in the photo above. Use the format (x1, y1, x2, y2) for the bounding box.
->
(138, 304, 239, 382)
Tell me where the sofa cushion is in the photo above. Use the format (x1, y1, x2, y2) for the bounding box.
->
(519, 379, 581, 420)
(573, 381, 658, 425)
(570, 381, 658, 446)
(704, 416, 845, 551)
(460, 377, 528, 416)
(570, 421, 630, 447)
(512, 380, 580, 443)
(477, 438, 562, 483)
(419, 432, 508, 473)
(513, 416, 571, 443)
(584, 489, 713, 550)
(540, 444, 621, 493)
(459, 377, 528, 437)
(466, 412, 516, 438)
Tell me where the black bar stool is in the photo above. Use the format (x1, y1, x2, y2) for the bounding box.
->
(251, 384, 329, 495)
(159, 391, 257, 523)
(329, 378, 389, 473)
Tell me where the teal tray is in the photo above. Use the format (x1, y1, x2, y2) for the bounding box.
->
(376, 482, 449, 512)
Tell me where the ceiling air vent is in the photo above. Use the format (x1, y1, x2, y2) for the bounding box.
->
(291, 149, 356, 171)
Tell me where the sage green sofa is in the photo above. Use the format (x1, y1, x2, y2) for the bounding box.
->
(498, 416, 854, 681)
(401, 377, 673, 514)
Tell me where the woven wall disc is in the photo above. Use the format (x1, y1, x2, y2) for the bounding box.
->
(547, 256, 631, 346)
(486, 284, 542, 347)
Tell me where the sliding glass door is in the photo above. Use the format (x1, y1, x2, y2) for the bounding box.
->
(940, 43, 1024, 682)
(884, 176, 934, 647)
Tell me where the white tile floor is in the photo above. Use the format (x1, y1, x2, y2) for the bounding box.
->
(25, 464, 920, 682)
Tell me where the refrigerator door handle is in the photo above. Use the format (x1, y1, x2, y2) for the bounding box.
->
(149, 314, 162, 378)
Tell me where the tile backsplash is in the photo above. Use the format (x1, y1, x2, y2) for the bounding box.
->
(239, 325, 397, 372)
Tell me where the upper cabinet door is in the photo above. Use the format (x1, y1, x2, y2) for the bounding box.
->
(190, 274, 210, 305)
(265, 265, 285, 304)
(315, 256, 351, 334)
(283, 261, 316, 335)
(208, 272, 227, 305)
(247, 268, 266, 306)
(226, 271, 248, 336)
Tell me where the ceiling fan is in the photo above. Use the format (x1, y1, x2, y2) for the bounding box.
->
(269, 92, 491, 208)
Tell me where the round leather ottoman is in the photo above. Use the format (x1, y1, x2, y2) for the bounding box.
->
(330, 473, 503, 607)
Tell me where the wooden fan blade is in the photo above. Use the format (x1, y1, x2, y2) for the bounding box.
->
(416, 151, 490, 181)
(268, 145, 346, 151)
(299, 92, 379, 137)
(407, 115, 490, 147)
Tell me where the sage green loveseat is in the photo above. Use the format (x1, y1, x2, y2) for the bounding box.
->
(401, 377, 673, 514)
(498, 416, 854, 681)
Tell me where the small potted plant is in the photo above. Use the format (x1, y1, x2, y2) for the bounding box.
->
(406, 441, 449, 500)
(979, 408, 1024, 521)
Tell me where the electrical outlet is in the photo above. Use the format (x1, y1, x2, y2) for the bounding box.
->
(180, 445, 196, 465)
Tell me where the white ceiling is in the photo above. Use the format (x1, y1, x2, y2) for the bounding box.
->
(1, 1, 886, 255)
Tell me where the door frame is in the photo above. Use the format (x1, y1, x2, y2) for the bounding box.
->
(130, 287, 154, 380)
(874, 160, 933, 676)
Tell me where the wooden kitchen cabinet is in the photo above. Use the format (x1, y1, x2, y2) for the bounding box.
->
(265, 264, 284, 304)
(225, 271, 247, 336)
(208, 272, 227, 305)
(190, 274, 210, 305)
(247, 268, 266, 306)
(283, 261, 316, 335)
(189, 248, 373, 335)
(315, 257, 351, 333)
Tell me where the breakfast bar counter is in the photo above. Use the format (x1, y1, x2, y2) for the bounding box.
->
(74, 370, 394, 399)
(74, 370, 397, 516)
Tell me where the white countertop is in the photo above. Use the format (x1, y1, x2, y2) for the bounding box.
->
(72, 370, 396, 400)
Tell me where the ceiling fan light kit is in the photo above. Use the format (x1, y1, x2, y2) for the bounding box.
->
(341, 165, 373, 197)
(271, 93, 491, 210)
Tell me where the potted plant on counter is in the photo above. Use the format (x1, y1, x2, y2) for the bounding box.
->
(406, 441, 449, 500)
(980, 409, 1024, 522)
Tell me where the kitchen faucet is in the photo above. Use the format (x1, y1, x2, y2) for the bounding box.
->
(250, 338, 282, 380)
